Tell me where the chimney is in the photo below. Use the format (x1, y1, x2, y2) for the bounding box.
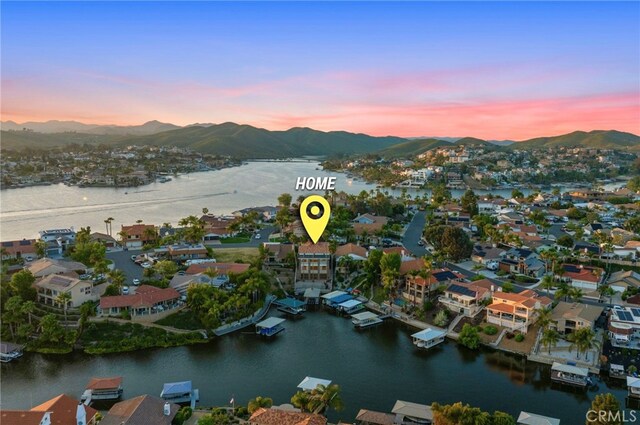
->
(164, 402, 171, 416)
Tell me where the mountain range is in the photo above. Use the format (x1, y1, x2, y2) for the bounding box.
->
(1, 120, 638, 157)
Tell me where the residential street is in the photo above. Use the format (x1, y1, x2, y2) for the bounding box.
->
(402, 211, 428, 257)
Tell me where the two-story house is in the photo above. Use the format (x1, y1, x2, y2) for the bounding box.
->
(560, 264, 604, 291)
(35, 274, 98, 308)
(297, 242, 331, 282)
(440, 279, 494, 316)
(38, 228, 76, 256)
(486, 289, 552, 333)
(119, 224, 158, 249)
(550, 302, 603, 335)
(402, 268, 465, 305)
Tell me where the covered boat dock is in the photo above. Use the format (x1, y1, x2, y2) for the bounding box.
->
(411, 328, 446, 349)
(256, 317, 286, 337)
(297, 376, 332, 392)
(550, 362, 590, 388)
(352, 311, 383, 329)
(160, 380, 199, 409)
(275, 297, 306, 316)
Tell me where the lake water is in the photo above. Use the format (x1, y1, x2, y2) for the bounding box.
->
(0, 312, 630, 423)
(0, 160, 623, 241)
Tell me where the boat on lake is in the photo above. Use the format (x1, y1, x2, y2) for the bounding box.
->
(550, 362, 592, 388)
(0, 342, 23, 363)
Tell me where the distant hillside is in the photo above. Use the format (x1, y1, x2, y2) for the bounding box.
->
(510, 130, 640, 151)
(1, 130, 119, 149)
(111, 123, 407, 158)
(1, 120, 179, 135)
(452, 137, 494, 147)
(377, 138, 450, 158)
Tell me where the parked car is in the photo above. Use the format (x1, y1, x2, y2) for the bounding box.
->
(417, 240, 425, 246)
(132, 278, 140, 286)
(141, 262, 152, 269)
(255, 234, 261, 239)
(122, 286, 130, 295)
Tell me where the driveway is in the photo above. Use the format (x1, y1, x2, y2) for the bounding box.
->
(214, 225, 276, 248)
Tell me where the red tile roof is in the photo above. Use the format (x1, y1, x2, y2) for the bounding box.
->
(298, 242, 330, 254)
(86, 376, 122, 390)
(399, 259, 426, 275)
(335, 243, 367, 258)
(0, 411, 48, 425)
(31, 394, 98, 425)
(100, 285, 179, 310)
(562, 264, 603, 284)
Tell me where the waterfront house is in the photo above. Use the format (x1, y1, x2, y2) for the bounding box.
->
(391, 400, 433, 424)
(100, 395, 179, 425)
(27, 258, 88, 278)
(38, 228, 76, 256)
(31, 394, 98, 425)
(249, 407, 327, 425)
(35, 274, 98, 308)
(550, 302, 603, 335)
(119, 224, 158, 249)
(99, 285, 181, 319)
(559, 264, 604, 291)
(262, 242, 295, 266)
(297, 242, 331, 281)
(486, 289, 552, 334)
(439, 279, 494, 316)
(200, 214, 238, 241)
(0, 410, 51, 425)
(0, 239, 37, 261)
(517, 411, 560, 425)
(352, 214, 389, 243)
(402, 268, 464, 305)
(608, 307, 640, 345)
(355, 409, 395, 425)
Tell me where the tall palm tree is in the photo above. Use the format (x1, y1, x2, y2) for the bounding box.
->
(534, 307, 553, 330)
(540, 328, 560, 354)
(310, 384, 345, 414)
(554, 282, 571, 302)
(56, 292, 72, 326)
(598, 284, 615, 306)
(568, 287, 584, 303)
(540, 275, 554, 297)
(108, 269, 126, 293)
(290, 391, 313, 413)
(20, 300, 35, 326)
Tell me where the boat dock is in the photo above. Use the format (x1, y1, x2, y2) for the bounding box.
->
(627, 376, 640, 408)
(297, 376, 332, 392)
(352, 311, 388, 329)
(274, 297, 306, 316)
(411, 328, 446, 349)
(256, 317, 286, 337)
(337, 299, 365, 315)
(609, 364, 627, 380)
(550, 362, 591, 388)
(81, 377, 123, 404)
(160, 381, 199, 409)
(0, 342, 23, 363)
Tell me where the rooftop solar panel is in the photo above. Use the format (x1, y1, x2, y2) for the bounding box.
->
(631, 308, 640, 317)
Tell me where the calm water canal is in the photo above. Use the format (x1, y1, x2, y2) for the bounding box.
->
(1, 311, 629, 423)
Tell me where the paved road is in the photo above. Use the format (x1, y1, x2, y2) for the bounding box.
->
(402, 211, 428, 257)
(106, 250, 144, 284)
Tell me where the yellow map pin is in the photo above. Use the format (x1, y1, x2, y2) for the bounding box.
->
(300, 195, 331, 244)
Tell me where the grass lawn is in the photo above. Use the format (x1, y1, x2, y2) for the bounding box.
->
(372, 286, 387, 304)
(211, 248, 259, 263)
(155, 310, 204, 330)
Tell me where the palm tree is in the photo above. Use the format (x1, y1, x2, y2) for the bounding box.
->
(534, 307, 553, 330)
(20, 300, 35, 326)
(104, 217, 114, 236)
(247, 396, 273, 414)
(598, 284, 615, 306)
(290, 391, 313, 413)
(309, 384, 345, 414)
(554, 282, 571, 302)
(540, 275, 554, 297)
(568, 327, 601, 360)
(108, 269, 126, 293)
(118, 230, 129, 248)
(540, 328, 560, 354)
(56, 292, 72, 326)
(568, 287, 584, 303)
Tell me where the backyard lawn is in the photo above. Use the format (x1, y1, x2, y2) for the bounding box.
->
(155, 310, 204, 330)
(211, 248, 259, 263)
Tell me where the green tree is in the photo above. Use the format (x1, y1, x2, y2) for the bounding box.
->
(458, 324, 480, 350)
(108, 269, 126, 292)
(154, 260, 178, 282)
(247, 396, 273, 414)
(9, 269, 36, 301)
(586, 393, 622, 425)
(540, 275, 555, 297)
(511, 189, 524, 199)
(56, 292, 72, 326)
(39, 314, 66, 344)
(432, 401, 495, 425)
(540, 328, 560, 354)
(380, 252, 401, 299)
(278, 193, 292, 208)
(2, 296, 25, 339)
(309, 383, 344, 414)
(178, 216, 205, 244)
(556, 234, 574, 248)
(364, 249, 383, 286)
(460, 189, 479, 217)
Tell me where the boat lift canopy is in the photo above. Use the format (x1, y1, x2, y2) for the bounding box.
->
(411, 328, 446, 342)
(628, 377, 640, 389)
(352, 311, 378, 321)
(551, 362, 588, 377)
(338, 299, 362, 309)
(256, 317, 286, 330)
(161, 381, 192, 397)
(297, 376, 332, 391)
